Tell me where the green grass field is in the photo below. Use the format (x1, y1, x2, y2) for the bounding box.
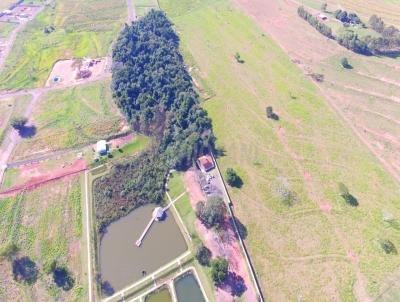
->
(134, 0, 159, 18)
(160, 0, 400, 300)
(13, 80, 125, 159)
(0, 177, 86, 301)
(0, 0, 127, 90)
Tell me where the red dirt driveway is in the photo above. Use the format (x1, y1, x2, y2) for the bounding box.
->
(184, 169, 257, 302)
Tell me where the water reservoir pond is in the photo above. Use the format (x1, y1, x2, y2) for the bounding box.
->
(174, 272, 206, 302)
(145, 287, 172, 302)
(100, 204, 187, 291)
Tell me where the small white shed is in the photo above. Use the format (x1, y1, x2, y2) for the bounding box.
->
(96, 140, 107, 155)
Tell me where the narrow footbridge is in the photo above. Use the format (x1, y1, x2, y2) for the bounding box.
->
(135, 192, 186, 247)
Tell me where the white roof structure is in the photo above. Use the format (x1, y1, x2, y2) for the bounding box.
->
(96, 140, 107, 154)
(153, 207, 164, 221)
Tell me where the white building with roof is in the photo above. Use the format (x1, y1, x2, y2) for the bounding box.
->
(96, 140, 107, 155)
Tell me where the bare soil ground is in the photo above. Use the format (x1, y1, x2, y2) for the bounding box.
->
(0, 158, 87, 196)
(45, 58, 110, 87)
(184, 169, 257, 302)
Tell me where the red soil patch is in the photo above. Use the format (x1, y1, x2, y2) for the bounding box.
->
(184, 169, 257, 302)
(319, 202, 332, 212)
(347, 250, 359, 264)
(0, 159, 87, 196)
(19, 162, 40, 172)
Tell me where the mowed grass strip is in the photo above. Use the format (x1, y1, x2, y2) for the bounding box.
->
(160, 0, 400, 300)
(0, 177, 86, 301)
(14, 80, 125, 159)
(0, 0, 127, 90)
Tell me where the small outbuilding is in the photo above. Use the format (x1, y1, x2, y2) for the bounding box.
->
(96, 140, 107, 155)
(196, 155, 215, 173)
(318, 13, 328, 21)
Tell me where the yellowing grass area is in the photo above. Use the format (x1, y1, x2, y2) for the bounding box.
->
(160, 0, 400, 300)
(134, 0, 159, 18)
(13, 80, 125, 160)
(0, 177, 86, 301)
(0, 0, 127, 90)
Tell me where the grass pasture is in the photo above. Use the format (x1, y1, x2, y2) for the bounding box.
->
(134, 0, 159, 18)
(0, 177, 86, 301)
(0, 0, 127, 90)
(160, 0, 400, 300)
(13, 80, 125, 160)
(0, 22, 16, 38)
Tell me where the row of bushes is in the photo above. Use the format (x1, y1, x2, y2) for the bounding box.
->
(297, 6, 333, 38)
(298, 6, 400, 55)
(94, 10, 214, 232)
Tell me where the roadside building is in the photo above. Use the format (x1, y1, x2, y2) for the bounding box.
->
(318, 13, 328, 21)
(196, 155, 215, 173)
(96, 140, 107, 155)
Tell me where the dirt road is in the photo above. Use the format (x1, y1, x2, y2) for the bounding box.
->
(126, 0, 137, 23)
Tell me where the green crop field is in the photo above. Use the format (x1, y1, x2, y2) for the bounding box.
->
(13, 80, 125, 160)
(0, 0, 127, 90)
(160, 0, 400, 300)
(0, 177, 86, 301)
(0, 95, 31, 144)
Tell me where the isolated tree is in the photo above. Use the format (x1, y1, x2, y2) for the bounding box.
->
(12, 256, 38, 285)
(0, 243, 19, 261)
(234, 52, 244, 63)
(10, 117, 28, 130)
(211, 257, 229, 285)
(195, 244, 212, 266)
(321, 2, 327, 12)
(380, 239, 397, 255)
(341, 57, 351, 68)
(338, 182, 358, 206)
(196, 196, 226, 228)
(266, 106, 273, 119)
(225, 168, 242, 188)
(53, 266, 75, 291)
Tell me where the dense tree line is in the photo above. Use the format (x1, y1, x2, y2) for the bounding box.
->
(298, 6, 400, 56)
(333, 9, 362, 25)
(94, 10, 214, 232)
(297, 6, 333, 38)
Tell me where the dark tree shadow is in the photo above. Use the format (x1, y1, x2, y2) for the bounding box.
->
(53, 267, 75, 291)
(18, 125, 37, 138)
(235, 218, 248, 240)
(342, 194, 359, 207)
(230, 175, 243, 188)
(101, 281, 115, 297)
(12, 256, 38, 285)
(214, 146, 226, 158)
(226, 272, 247, 297)
(271, 113, 279, 121)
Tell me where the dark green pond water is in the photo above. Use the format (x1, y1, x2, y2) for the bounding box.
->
(174, 272, 206, 302)
(99, 204, 187, 291)
(145, 287, 172, 302)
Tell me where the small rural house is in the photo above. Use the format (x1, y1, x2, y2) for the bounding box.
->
(96, 140, 107, 155)
(196, 155, 215, 173)
(318, 13, 328, 21)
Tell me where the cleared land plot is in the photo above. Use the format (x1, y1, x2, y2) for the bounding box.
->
(0, 0, 127, 89)
(160, 0, 400, 300)
(0, 95, 31, 143)
(134, 0, 159, 18)
(0, 0, 16, 11)
(45, 57, 110, 87)
(13, 80, 126, 160)
(0, 177, 86, 301)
